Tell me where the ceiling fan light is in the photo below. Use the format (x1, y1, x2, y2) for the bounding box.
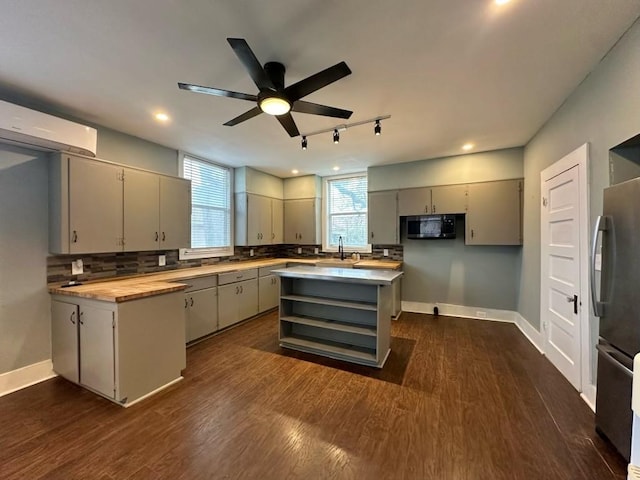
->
(301, 136, 307, 150)
(259, 96, 291, 116)
(333, 129, 340, 144)
(374, 119, 381, 136)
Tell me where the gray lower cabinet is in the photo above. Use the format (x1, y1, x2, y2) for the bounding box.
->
(258, 275, 279, 312)
(218, 269, 259, 329)
(184, 287, 218, 343)
(50, 292, 186, 406)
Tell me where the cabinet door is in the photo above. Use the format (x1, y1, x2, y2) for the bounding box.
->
(247, 194, 272, 245)
(51, 300, 79, 383)
(123, 168, 160, 251)
(238, 278, 259, 320)
(185, 287, 218, 342)
(430, 184, 467, 214)
(368, 191, 398, 244)
(69, 157, 123, 253)
(218, 283, 239, 329)
(398, 187, 430, 216)
(258, 275, 280, 312)
(466, 179, 523, 245)
(79, 304, 116, 399)
(160, 176, 191, 250)
(271, 198, 283, 244)
(285, 198, 318, 244)
(283, 199, 301, 243)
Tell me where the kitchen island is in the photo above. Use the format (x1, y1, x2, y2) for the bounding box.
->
(273, 266, 403, 368)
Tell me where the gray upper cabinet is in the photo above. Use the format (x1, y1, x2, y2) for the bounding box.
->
(284, 198, 321, 244)
(159, 175, 191, 250)
(465, 178, 523, 245)
(61, 155, 123, 254)
(368, 191, 399, 244)
(50, 153, 190, 254)
(236, 193, 283, 246)
(430, 184, 467, 214)
(398, 185, 467, 216)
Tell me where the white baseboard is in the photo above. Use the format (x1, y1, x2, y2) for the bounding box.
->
(580, 384, 596, 412)
(513, 312, 544, 354)
(0, 360, 57, 397)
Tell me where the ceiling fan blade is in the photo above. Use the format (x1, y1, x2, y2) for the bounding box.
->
(178, 83, 257, 101)
(292, 100, 352, 119)
(227, 38, 275, 90)
(223, 106, 263, 126)
(284, 61, 352, 102)
(276, 113, 300, 137)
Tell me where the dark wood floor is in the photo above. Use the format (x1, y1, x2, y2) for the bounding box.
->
(0, 312, 627, 479)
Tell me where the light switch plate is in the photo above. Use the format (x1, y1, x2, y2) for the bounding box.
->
(250, 249, 254, 257)
(158, 255, 166, 266)
(71, 259, 83, 275)
(383, 249, 389, 257)
(297, 247, 302, 254)
(314, 247, 319, 255)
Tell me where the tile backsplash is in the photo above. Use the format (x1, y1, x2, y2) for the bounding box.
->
(47, 244, 403, 284)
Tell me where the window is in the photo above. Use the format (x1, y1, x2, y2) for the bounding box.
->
(179, 152, 233, 258)
(323, 173, 370, 252)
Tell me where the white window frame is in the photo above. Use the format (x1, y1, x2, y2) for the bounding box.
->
(322, 172, 371, 254)
(178, 151, 234, 259)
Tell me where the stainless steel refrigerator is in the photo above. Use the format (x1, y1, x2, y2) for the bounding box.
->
(592, 177, 640, 461)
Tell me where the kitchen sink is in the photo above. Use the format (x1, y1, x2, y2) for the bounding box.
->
(315, 258, 358, 268)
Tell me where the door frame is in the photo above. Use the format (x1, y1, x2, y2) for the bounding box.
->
(540, 143, 593, 406)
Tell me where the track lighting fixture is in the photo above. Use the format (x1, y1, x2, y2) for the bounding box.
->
(298, 115, 390, 148)
(333, 129, 340, 144)
(301, 136, 307, 150)
(374, 119, 381, 136)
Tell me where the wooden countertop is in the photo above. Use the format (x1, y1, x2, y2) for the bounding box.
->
(49, 258, 402, 303)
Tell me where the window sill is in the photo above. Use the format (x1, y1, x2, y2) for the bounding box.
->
(323, 245, 372, 255)
(179, 247, 234, 260)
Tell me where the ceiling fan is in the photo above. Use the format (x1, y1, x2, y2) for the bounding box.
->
(178, 38, 353, 137)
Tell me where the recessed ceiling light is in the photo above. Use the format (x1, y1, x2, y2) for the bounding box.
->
(462, 143, 474, 151)
(495, 0, 510, 4)
(333, 166, 340, 171)
(291, 169, 299, 175)
(154, 112, 170, 122)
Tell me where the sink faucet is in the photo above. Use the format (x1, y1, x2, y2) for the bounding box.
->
(338, 236, 344, 261)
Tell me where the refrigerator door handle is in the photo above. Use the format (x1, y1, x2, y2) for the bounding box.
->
(591, 215, 608, 317)
(597, 343, 633, 378)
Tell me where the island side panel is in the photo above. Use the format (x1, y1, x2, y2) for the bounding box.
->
(116, 291, 185, 404)
(376, 283, 393, 366)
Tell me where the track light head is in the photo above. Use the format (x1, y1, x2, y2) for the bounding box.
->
(374, 119, 381, 136)
(301, 136, 307, 150)
(333, 129, 340, 144)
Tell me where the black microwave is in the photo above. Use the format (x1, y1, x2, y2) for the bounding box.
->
(406, 215, 456, 239)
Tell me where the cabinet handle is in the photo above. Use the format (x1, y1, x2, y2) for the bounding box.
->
(79, 311, 84, 325)
(272, 233, 275, 240)
(162, 232, 166, 242)
(190, 297, 194, 307)
(184, 298, 188, 308)
(432, 205, 436, 213)
(235, 286, 239, 294)
(371, 232, 374, 239)
(155, 232, 159, 242)
(240, 285, 243, 294)
(471, 229, 475, 238)
(72, 230, 78, 243)
(70, 311, 76, 325)
(425, 205, 428, 214)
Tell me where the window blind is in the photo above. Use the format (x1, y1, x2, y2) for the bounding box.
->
(183, 156, 231, 249)
(327, 174, 368, 247)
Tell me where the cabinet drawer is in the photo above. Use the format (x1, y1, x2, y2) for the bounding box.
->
(259, 263, 287, 277)
(218, 268, 258, 285)
(183, 275, 218, 292)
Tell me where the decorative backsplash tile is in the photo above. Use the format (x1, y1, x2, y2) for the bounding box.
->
(47, 243, 403, 284)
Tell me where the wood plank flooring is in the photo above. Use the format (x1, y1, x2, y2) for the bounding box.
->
(0, 312, 627, 479)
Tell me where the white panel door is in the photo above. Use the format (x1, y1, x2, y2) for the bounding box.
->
(541, 165, 581, 389)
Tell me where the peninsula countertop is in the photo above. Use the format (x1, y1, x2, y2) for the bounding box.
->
(49, 258, 402, 302)
(273, 265, 403, 285)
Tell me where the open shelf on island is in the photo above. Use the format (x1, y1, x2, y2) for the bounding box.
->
(280, 294, 377, 311)
(281, 315, 377, 337)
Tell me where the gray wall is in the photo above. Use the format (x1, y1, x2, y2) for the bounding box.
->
(519, 18, 640, 332)
(369, 148, 524, 311)
(0, 146, 51, 374)
(0, 125, 178, 375)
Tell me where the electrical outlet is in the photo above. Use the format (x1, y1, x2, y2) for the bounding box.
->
(476, 310, 487, 319)
(158, 255, 166, 266)
(314, 247, 319, 255)
(383, 248, 389, 257)
(71, 259, 83, 275)
(297, 247, 302, 254)
(250, 249, 254, 257)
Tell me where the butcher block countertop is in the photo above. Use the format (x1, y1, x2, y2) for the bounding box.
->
(49, 258, 402, 303)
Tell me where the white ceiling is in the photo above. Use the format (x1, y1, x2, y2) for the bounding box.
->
(1, 1, 639, 178)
